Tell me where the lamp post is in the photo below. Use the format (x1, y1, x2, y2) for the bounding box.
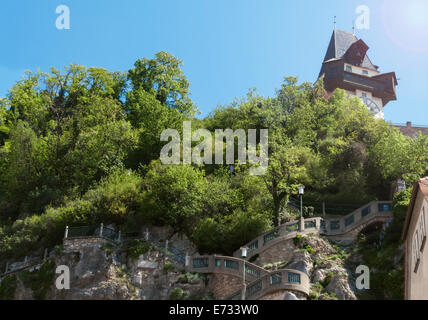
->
(241, 247, 248, 300)
(298, 185, 305, 231)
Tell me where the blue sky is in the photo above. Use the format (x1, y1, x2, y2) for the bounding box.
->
(0, 0, 427, 124)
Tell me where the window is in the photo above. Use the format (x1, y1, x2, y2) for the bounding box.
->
(361, 92, 367, 98)
(362, 70, 369, 75)
(345, 65, 353, 72)
(420, 207, 426, 251)
(413, 232, 420, 273)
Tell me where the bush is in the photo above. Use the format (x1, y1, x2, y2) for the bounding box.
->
(0, 274, 17, 300)
(164, 261, 175, 273)
(192, 210, 270, 255)
(178, 273, 200, 284)
(169, 287, 186, 300)
(122, 239, 151, 260)
(293, 234, 302, 246)
(19, 260, 56, 300)
(0, 170, 143, 261)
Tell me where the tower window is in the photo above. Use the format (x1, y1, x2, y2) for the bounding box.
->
(362, 92, 367, 98)
(345, 65, 352, 72)
(362, 70, 369, 75)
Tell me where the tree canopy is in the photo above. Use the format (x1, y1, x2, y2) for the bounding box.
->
(0, 54, 426, 262)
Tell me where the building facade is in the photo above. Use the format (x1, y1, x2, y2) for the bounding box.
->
(402, 177, 428, 300)
(319, 28, 398, 120)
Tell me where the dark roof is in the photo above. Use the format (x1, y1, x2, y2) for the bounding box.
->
(322, 29, 377, 70)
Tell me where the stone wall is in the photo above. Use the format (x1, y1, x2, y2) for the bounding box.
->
(395, 122, 428, 138)
(253, 238, 296, 267)
(63, 237, 116, 253)
(208, 273, 245, 300)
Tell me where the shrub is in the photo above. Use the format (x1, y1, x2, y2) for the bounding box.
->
(0, 274, 17, 300)
(163, 261, 175, 273)
(192, 210, 270, 255)
(169, 287, 186, 300)
(19, 260, 56, 300)
(122, 239, 151, 260)
(293, 234, 302, 246)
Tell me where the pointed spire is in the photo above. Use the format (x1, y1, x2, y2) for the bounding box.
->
(352, 20, 355, 36)
(334, 16, 337, 30)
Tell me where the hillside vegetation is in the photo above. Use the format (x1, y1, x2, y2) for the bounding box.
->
(0, 52, 427, 290)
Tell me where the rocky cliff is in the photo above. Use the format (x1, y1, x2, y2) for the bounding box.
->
(0, 232, 361, 300)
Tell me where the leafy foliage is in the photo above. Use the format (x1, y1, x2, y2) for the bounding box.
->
(0, 54, 426, 292)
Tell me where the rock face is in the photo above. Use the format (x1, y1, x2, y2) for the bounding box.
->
(6, 231, 358, 300)
(251, 233, 357, 300)
(127, 250, 210, 300)
(260, 290, 304, 300)
(48, 245, 138, 300)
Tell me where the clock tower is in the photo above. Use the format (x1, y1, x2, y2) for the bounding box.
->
(318, 28, 398, 119)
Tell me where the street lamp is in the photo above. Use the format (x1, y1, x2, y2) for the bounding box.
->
(298, 185, 305, 230)
(241, 247, 248, 300)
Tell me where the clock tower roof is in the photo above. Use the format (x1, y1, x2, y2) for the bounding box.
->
(322, 29, 378, 72)
(318, 28, 398, 110)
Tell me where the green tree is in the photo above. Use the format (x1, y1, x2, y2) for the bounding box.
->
(142, 162, 207, 235)
(128, 51, 197, 117)
(264, 143, 310, 226)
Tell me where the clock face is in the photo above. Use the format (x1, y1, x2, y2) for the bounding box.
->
(361, 97, 380, 115)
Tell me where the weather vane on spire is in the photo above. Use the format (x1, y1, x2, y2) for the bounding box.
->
(334, 16, 336, 30)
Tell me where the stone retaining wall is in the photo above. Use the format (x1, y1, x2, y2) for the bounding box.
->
(209, 273, 245, 300)
(63, 237, 116, 252)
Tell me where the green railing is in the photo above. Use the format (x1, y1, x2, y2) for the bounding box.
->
(225, 259, 239, 270)
(68, 225, 98, 238)
(304, 220, 316, 229)
(246, 280, 263, 298)
(270, 272, 282, 285)
(287, 272, 301, 284)
(121, 231, 141, 240)
(362, 206, 371, 217)
(248, 240, 259, 253)
(245, 265, 261, 278)
(345, 215, 354, 227)
(193, 258, 209, 269)
(102, 226, 118, 241)
(263, 230, 280, 245)
(285, 223, 299, 233)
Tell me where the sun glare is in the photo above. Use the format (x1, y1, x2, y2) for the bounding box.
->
(382, 0, 428, 52)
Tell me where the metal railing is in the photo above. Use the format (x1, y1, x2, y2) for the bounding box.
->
(225, 268, 310, 300)
(234, 201, 393, 259)
(1, 248, 51, 278)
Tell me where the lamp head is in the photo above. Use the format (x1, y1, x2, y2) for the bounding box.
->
(298, 185, 305, 195)
(241, 247, 248, 258)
